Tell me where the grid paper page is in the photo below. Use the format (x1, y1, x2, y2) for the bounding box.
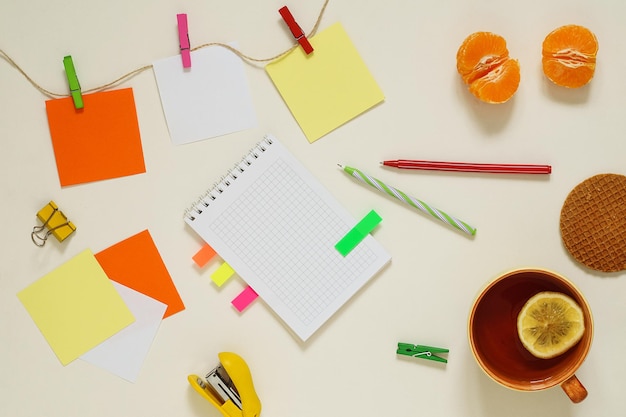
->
(185, 135, 390, 341)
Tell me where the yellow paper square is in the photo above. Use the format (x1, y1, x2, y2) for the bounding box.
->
(266, 22, 384, 142)
(17, 249, 135, 365)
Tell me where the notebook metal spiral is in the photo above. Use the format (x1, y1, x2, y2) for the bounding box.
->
(184, 135, 275, 221)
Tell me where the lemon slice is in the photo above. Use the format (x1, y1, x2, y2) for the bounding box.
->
(517, 291, 585, 359)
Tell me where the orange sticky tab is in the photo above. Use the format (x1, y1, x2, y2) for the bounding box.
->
(95, 230, 185, 318)
(211, 262, 234, 287)
(45, 88, 146, 186)
(192, 243, 216, 267)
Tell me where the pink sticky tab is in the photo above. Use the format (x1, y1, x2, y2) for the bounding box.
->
(177, 13, 191, 68)
(232, 286, 258, 312)
(192, 243, 216, 268)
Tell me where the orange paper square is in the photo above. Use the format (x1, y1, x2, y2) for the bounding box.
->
(95, 230, 185, 318)
(45, 88, 146, 186)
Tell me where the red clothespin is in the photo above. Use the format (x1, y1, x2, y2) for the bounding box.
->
(279, 6, 314, 55)
(177, 13, 191, 68)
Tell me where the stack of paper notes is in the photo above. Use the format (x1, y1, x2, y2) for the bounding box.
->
(17, 230, 184, 382)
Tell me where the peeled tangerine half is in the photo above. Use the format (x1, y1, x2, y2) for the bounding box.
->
(456, 32, 520, 104)
(517, 291, 585, 359)
(542, 24, 598, 88)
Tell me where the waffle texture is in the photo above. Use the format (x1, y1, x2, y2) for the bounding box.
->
(560, 174, 626, 272)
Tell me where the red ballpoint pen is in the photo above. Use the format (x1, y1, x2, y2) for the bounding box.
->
(381, 159, 551, 174)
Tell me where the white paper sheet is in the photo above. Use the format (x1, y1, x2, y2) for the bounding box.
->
(80, 282, 167, 382)
(152, 43, 257, 145)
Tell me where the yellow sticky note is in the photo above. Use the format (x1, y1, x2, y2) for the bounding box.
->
(211, 262, 235, 287)
(266, 22, 384, 142)
(17, 249, 135, 365)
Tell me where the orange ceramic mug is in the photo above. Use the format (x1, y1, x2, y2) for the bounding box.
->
(468, 268, 593, 403)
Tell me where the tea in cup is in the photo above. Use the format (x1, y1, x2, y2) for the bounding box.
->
(468, 268, 593, 403)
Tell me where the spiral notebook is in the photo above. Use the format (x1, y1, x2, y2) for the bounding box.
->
(185, 134, 390, 341)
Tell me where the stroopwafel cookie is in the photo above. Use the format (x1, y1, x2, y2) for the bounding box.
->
(560, 173, 626, 273)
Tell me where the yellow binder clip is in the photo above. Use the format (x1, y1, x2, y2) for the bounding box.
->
(31, 201, 76, 247)
(188, 352, 261, 417)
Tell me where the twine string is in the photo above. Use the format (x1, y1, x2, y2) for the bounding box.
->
(0, 48, 65, 97)
(0, 0, 329, 99)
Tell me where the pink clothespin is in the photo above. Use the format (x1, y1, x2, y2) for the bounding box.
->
(279, 6, 314, 55)
(177, 13, 191, 68)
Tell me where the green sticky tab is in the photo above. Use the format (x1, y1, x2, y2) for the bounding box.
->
(335, 210, 382, 256)
(211, 262, 234, 287)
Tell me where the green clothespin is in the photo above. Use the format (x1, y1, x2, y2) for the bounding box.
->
(397, 343, 448, 363)
(63, 55, 83, 109)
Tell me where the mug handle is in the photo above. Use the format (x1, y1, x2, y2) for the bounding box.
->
(561, 374, 587, 403)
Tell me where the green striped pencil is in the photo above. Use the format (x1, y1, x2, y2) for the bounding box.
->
(339, 164, 476, 236)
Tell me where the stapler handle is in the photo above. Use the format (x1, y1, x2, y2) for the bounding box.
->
(219, 352, 261, 417)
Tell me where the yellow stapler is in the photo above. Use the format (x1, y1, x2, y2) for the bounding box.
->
(188, 352, 261, 417)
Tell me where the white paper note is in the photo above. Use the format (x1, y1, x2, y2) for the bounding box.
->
(153, 43, 257, 145)
(81, 282, 167, 383)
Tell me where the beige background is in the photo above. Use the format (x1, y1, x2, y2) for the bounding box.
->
(1, 0, 625, 416)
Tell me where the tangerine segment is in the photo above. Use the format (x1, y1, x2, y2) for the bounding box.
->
(468, 59, 520, 104)
(542, 25, 598, 88)
(456, 32, 520, 103)
(457, 32, 509, 84)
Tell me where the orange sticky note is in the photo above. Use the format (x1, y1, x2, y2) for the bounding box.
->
(192, 243, 217, 268)
(45, 88, 146, 186)
(95, 230, 185, 318)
